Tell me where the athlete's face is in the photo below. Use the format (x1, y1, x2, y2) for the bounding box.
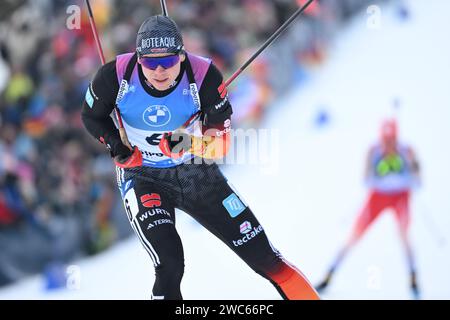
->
(380, 120, 398, 152)
(139, 53, 186, 91)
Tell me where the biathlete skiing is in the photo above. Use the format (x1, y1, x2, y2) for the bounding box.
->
(81, 0, 320, 300)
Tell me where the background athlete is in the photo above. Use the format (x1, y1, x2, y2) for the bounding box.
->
(316, 118, 421, 299)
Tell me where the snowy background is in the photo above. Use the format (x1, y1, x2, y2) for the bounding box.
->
(1, 0, 449, 300)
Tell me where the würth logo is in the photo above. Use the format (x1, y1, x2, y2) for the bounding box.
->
(141, 194, 162, 208)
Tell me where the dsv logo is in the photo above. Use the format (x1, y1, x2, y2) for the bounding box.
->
(140, 194, 162, 208)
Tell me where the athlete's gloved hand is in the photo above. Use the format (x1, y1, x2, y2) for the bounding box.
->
(159, 130, 229, 160)
(114, 146, 143, 168)
(159, 131, 193, 160)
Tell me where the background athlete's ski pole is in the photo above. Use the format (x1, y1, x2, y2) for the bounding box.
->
(418, 198, 447, 248)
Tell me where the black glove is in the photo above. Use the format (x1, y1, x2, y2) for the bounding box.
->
(104, 133, 132, 159)
(114, 146, 143, 168)
(111, 141, 132, 159)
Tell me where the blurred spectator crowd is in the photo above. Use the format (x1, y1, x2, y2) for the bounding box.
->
(0, 0, 389, 287)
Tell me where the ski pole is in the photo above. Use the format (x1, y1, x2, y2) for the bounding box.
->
(186, 0, 317, 128)
(160, 0, 168, 16)
(162, 0, 315, 94)
(221, 0, 316, 91)
(85, 0, 132, 150)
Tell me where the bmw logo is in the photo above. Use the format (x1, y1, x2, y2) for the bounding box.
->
(143, 105, 171, 128)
